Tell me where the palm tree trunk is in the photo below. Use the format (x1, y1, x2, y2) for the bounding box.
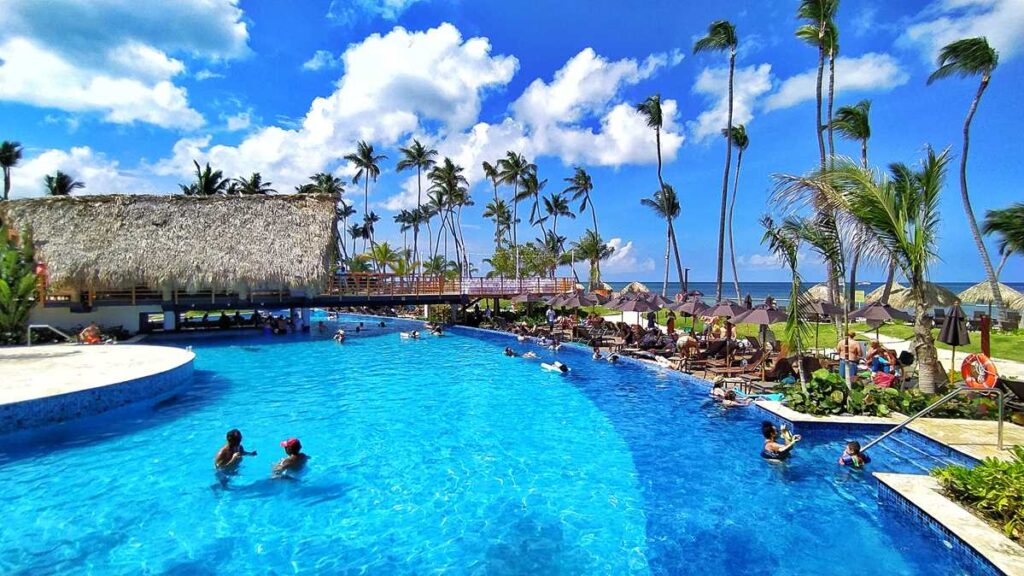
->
(513, 184, 520, 279)
(3, 168, 10, 201)
(426, 217, 434, 262)
(881, 259, 896, 304)
(996, 251, 1009, 278)
(662, 222, 671, 297)
(588, 192, 601, 282)
(655, 127, 663, 189)
(414, 166, 421, 272)
(827, 48, 836, 165)
(847, 249, 860, 312)
(669, 223, 685, 297)
(814, 33, 826, 168)
(457, 207, 470, 277)
(861, 139, 868, 169)
(912, 279, 945, 393)
(961, 74, 1004, 316)
(363, 179, 370, 252)
(729, 146, 743, 300)
(716, 51, 736, 301)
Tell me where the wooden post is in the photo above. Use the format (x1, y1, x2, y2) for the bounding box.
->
(980, 315, 991, 357)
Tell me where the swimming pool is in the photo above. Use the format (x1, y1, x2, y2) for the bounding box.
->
(0, 315, 973, 574)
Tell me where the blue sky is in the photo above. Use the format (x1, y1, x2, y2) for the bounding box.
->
(1, 0, 1021, 283)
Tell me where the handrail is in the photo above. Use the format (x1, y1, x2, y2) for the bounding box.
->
(27, 324, 75, 346)
(862, 386, 1005, 453)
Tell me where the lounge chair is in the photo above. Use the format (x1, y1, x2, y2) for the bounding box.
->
(707, 349, 766, 378)
(999, 378, 1024, 412)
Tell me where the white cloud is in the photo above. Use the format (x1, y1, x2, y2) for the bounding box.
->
(689, 63, 773, 142)
(0, 0, 250, 129)
(738, 253, 784, 269)
(195, 69, 225, 81)
(328, 0, 425, 23)
(10, 147, 158, 199)
(603, 238, 656, 274)
(901, 0, 1024, 62)
(223, 111, 254, 132)
(763, 53, 909, 112)
(302, 50, 341, 71)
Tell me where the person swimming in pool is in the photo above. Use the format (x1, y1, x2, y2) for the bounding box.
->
(838, 441, 871, 468)
(378, 320, 386, 327)
(592, 346, 602, 360)
(721, 390, 751, 408)
(215, 429, 257, 471)
(522, 351, 538, 359)
(710, 380, 728, 400)
(334, 329, 346, 342)
(272, 438, 309, 478)
(503, 346, 517, 357)
(761, 421, 800, 461)
(607, 353, 619, 364)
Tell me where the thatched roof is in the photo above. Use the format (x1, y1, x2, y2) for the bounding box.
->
(885, 283, 958, 309)
(866, 282, 905, 303)
(619, 281, 650, 294)
(1, 194, 338, 291)
(802, 283, 843, 304)
(958, 281, 1024, 307)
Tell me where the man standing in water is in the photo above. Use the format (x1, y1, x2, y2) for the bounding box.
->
(214, 429, 257, 471)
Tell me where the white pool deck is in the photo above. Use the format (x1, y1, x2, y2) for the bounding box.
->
(0, 344, 194, 406)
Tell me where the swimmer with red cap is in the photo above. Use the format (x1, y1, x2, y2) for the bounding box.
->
(272, 438, 309, 477)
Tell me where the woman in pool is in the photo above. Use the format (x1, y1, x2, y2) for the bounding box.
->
(333, 329, 346, 342)
(761, 421, 800, 461)
(215, 429, 257, 471)
(710, 380, 727, 400)
(273, 438, 308, 478)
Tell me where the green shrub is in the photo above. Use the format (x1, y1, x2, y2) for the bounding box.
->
(932, 446, 1024, 545)
(780, 369, 849, 415)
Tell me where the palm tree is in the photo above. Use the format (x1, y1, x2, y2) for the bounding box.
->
(302, 172, 345, 195)
(518, 171, 549, 240)
(336, 200, 356, 261)
(982, 203, 1024, 277)
(496, 151, 535, 278)
(637, 94, 686, 294)
(396, 139, 437, 267)
(482, 160, 503, 250)
(44, 171, 85, 196)
(362, 211, 380, 253)
(344, 140, 387, 232)
(482, 199, 511, 251)
(760, 215, 811, 387)
(369, 241, 400, 273)
(233, 172, 276, 195)
(778, 148, 952, 392)
(1, 141, 23, 201)
(394, 210, 414, 256)
(428, 158, 470, 274)
(641, 183, 681, 297)
(348, 223, 366, 258)
(180, 160, 230, 196)
(542, 191, 575, 265)
(722, 125, 749, 300)
(563, 167, 598, 280)
(694, 20, 739, 301)
(568, 229, 614, 290)
(796, 0, 839, 168)
(831, 99, 873, 308)
(928, 37, 1005, 316)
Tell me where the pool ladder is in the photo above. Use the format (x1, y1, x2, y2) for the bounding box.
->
(26, 324, 75, 346)
(861, 386, 1005, 454)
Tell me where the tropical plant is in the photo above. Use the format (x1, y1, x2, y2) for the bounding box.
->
(542, 191, 574, 256)
(694, 20, 739, 301)
(563, 167, 599, 279)
(232, 172, 275, 195)
(0, 225, 38, 345)
(641, 183, 681, 297)
(983, 203, 1024, 277)
(180, 160, 229, 196)
(517, 171, 549, 239)
(933, 446, 1024, 545)
(396, 139, 437, 267)
(831, 99, 873, 308)
(369, 241, 400, 273)
(393, 210, 415, 256)
(300, 172, 345, 195)
(723, 125, 749, 300)
(482, 199, 512, 251)
(336, 201, 357, 261)
(496, 151, 535, 278)
(0, 140, 23, 201)
(428, 158, 471, 274)
(482, 160, 504, 248)
(44, 171, 85, 196)
(362, 211, 380, 252)
(568, 229, 614, 290)
(780, 369, 848, 415)
(760, 215, 811, 386)
(637, 94, 686, 295)
(929, 37, 1005, 315)
(344, 140, 387, 236)
(796, 0, 839, 168)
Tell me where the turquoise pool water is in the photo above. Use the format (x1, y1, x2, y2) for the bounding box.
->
(0, 315, 971, 574)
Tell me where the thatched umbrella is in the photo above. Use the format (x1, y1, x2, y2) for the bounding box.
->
(958, 282, 1024, 316)
(884, 283, 958, 310)
(866, 282, 905, 304)
(620, 281, 651, 295)
(938, 301, 970, 382)
(802, 283, 836, 303)
(850, 301, 912, 341)
(546, 292, 572, 307)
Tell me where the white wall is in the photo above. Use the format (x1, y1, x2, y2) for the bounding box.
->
(30, 304, 163, 334)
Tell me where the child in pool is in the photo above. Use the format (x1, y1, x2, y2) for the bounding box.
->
(592, 346, 602, 360)
(838, 441, 871, 468)
(503, 346, 517, 357)
(273, 438, 309, 477)
(721, 390, 751, 408)
(215, 429, 257, 470)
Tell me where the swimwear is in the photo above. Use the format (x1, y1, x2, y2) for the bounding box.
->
(838, 453, 871, 468)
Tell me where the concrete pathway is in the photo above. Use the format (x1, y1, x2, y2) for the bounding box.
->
(863, 332, 1024, 381)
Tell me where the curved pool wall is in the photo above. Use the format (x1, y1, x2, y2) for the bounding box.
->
(0, 351, 194, 435)
(0, 315, 994, 574)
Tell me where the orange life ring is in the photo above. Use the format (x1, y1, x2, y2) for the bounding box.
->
(961, 353, 998, 388)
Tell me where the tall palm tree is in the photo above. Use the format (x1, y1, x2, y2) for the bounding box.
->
(393, 210, 414, 256)
(362, 211, 380, 253)
(396, 139, 437, 268)
(369, 241, 400, 273)
(568, 230, 614, 290)
(348, 223, 366, 257)
(482, 199, 511, 251)
(482, 161, 503, 251)
(563, 167, 598, 281)
(831, 99, 873, 308)
(0, 141, 23, 201)
(496, 151, 535, 278)
(44, 171, 85, 196)
(722, 125, 749, 300)
(428, 158, 470, 274)
(336, 200, 356, 261)
(180, 160, 229, 196)
(760, 215, 811, 387)
(636, 94, 686, 294)
(542, 191, 575, 264)
(982, 203, 1024, 277)
(344, 141, 387, 244)
(518, 171, 549, 240)
(796, 0, 839, 168)
(694, 20, 739, 301)
(641, 183, 681, 297)
(928, 37, 1004, 315)
(302, 172, 345, 195)
(233, 172, 276, 195)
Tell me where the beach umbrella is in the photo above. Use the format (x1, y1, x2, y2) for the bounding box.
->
(545, 292, 571, 307)
(886, 283, 958, 310)
(671, 298, 710, 331)
(730, 307, 787, 380)
(865, 282, 906, 304)
(802, 283, 836, 303)
(800, 298, 844, 353)
(938, 301, 970, 382)
(612, 296, 659, 325)
(958, 281, 1024, 317)
(851, 301, 912, 341)
(708, 299, 746, 320)
(620, 281, 651, 295)
(644, 293, 673, 307)
(511, 292, 548, 304)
